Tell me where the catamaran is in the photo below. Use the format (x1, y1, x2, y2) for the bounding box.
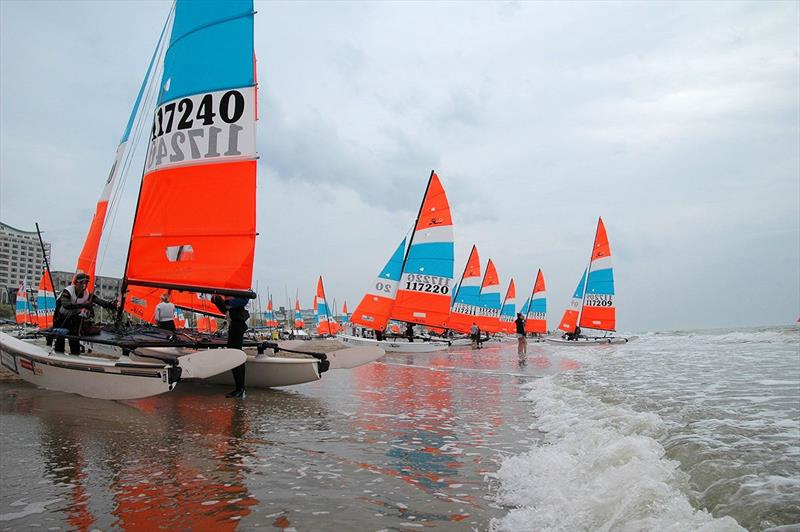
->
(341, 171, 452, 353)
(0, 0, 381, 398)
(547, 217, 634, 345)
(519, 268, 547, 342)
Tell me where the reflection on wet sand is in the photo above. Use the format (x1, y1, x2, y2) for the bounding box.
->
(1, 344, 583, 529)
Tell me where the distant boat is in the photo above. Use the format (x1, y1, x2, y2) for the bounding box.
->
(315, 276, 340, 336)
(523, 269, 547, 338)
(14, 280, 33, 326)
(294, 297, 305, 329)
(36, 272, 56, 329)
(477, 259, 502, 333)
(448, 244, 483, 334)
(548, 217, 633, 345)
(342, 171, 452, 352)
(498, 278, 517, 334)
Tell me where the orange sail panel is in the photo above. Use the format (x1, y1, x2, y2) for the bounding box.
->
(579, 217, 616, 331)
(197, 315, 218, 333)
(391, 171, 455, 329)
(525, 269, 547, 334)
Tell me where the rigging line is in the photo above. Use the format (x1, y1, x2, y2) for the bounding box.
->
(97, 3, 174, 277)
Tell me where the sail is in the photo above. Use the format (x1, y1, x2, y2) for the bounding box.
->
(340, 301, 349, 324)
(315, 276, 338, 335)
(525, 269, 547, 334)
(173, 307, 187, 328)
(36, 273, 56, 328)
(266, 297, 277, 327)
(125, 285, 223, 323)
(294, 299, 304, 329)
(75, 15, 169, 292)
(350, 238, 406, 331)
(126, 0, 257, 298)
(579, 217, 616, 331)
(15, 281, 30, 325)
(447, 244, 482, 334)
(477, 259, 502, 333)
(498, 279, 516, 334)
(197, 315, 218, 333)
(391, 171, 455, 328)
(558, 269, 587, 333)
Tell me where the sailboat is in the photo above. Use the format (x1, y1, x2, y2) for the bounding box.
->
(14, 281, 33, 326)
(497, 279, 517, 334)
(314, 276, 340, 336)
(476, 259, 502, 333)
(522, 268, 547, 341)
(36, 272, 56, 329)
(547, 217, 634, 345)
(340, 171, 452, 353)
(448, 244, 483, 336)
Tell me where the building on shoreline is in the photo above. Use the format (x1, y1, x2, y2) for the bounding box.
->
(0, 222, 51, 305)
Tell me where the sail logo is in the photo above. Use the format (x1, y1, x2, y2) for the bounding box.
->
(145, 87, 256, 173)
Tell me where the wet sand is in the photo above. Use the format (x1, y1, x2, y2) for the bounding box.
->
(0, 341, 580, 530)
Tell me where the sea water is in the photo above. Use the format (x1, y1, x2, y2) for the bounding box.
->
(491, 326, 800, 532)
(0, 326, 797, 530)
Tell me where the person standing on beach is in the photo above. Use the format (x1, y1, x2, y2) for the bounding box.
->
(212, 294, 250, 398)
(154, 293, 176, 332)
(470, 322, 480, 349)
(515, 313, 527, 355)
(405, 322, 415, 342)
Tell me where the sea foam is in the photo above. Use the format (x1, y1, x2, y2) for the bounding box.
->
(490, 377, 745, 532)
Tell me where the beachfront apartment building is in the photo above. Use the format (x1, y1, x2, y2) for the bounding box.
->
(0, 221, 51, 305)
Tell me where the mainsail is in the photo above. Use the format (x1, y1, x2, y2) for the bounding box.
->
(447, 244, 482, 334)
(350, 238, 406, 331)
(391, 171, 455, 329)
(579, 217, 616, 331)
(315, 276, 338, 335)
(477, 259, 502, 333)
(15, 281, 31, 325)
(294, 298, 304, 329)
(498, 279, 516, 334)
(125, 0, 257, 299)
(36, 273, 56, 328)
(525, 269, 547, 334)
(558, 269, 587, 333)
(340, 301, 349, 325)
(265, 297, 277, 327)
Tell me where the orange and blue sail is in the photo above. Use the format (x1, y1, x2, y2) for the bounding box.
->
(498, 278, 516, 333)
(294, 298, 304, 329)
(126, 0, 257, 299)
(15, 281, 31, 325)
(477, 259, 502, 333)
(558, 269, 587, 333)
(350, 237, 406, 331)
(579, 217, 616, 331)
(36, 272, 56, 328)
(525, 269, 547, 334)
(448, 244, 482, 333)
(392, 171, 454, 329)
(266, 297, 277, 327)
(315, 276, 338, 335)
(340, 301, 349, 325)
(173, 307, 187, 329)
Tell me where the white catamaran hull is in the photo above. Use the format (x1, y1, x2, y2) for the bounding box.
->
(337, 334, 449, 353)
(545, 336, 636, 345)
(0, 332, 172, 400)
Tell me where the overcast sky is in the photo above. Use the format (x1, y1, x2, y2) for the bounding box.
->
(1, 1, 798, 332)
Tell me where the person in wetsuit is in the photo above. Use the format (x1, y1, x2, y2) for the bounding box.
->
(515, 313, 527, 355)
(53, 272, 117, 355)
(212, 294, 251, 398)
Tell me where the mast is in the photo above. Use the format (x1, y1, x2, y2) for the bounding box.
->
(576, 217, 600, 329)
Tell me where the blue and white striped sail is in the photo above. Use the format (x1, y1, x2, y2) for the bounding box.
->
(558, 268, 587, 333)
